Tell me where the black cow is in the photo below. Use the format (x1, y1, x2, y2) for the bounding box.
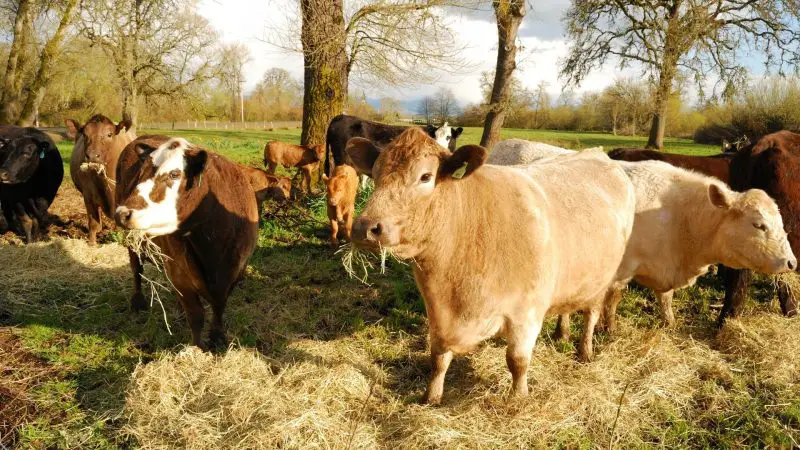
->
(324, 114, 463, 176)
(0, 126, 64, 242)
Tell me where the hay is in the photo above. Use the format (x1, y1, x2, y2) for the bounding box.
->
(124, 231, 175, 334)
(338, 242, 407, 285)
(124, 319, 776, 448)
(79, 162, 116, 186)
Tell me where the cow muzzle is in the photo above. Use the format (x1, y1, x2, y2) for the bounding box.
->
(352, 216, 399, 249)
(115, 206, 134, 228)
(0, 169, 9, 183)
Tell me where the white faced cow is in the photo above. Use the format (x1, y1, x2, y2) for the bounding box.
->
(347, 128, 635, 404)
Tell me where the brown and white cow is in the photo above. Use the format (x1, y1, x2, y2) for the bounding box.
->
(347, 128, 635, 404)
(323, 164, 358, 248)
(264, 141, 325, 194)
(66, 114, 135, 245)
(114, 136, 259, 348)
(238, 164, 291, 220)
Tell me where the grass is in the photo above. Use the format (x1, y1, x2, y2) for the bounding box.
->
(1, 127, 792, 449)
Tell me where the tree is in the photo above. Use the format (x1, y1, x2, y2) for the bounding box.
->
(418, 95, 435, 123)
(282, 0, 466, 146)
(218, 43, 251, 122)
(247, 68, 303, 121)
(480, 0, 525, 149)
(0, 0, 34, 123)
(562, 0, 800, 150)
(79, 0, 218, 127)
(17, 0, 79, 126)
(378, 97, 402, 121)
(434, 87, 458, 123)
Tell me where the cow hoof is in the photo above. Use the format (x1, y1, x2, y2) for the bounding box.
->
(421, 395, 442, 406)
(130, 293, 148, 312)
(207, 330, 228, 352)
(577, 352, 594, 363)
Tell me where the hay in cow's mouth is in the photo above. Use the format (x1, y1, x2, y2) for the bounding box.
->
(124, 230, 175, 334)
(338, 242, 405, 284)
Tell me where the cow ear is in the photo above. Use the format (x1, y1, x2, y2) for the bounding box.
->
(440, 144, 487, 179)
(135, 142, 157, 161)
(709, 183, 732, 209)
(452, 127, 464, 139)
(424, 124, 436, 137)
(185, 149, 208, 189)
(65, 119, 79, 140)
(117, 113, 133, 135)
(346, 137, 380, 174)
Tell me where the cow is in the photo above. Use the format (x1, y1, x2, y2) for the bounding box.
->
(719, 131, 800, 323)
(489, 140, 797, 334)
(324, 114, 464, 178)
(263, 141, 324, 194)
(0, 125, 63, 242)
(114, 136, 259, 348)
(238, 164, 292, 220)
(346, 128, 636, 404)
(487, 139, 600, 165)
(608, 148, 734, 184)
(66, 114, 135, 245)
(322, 164, 358, 248)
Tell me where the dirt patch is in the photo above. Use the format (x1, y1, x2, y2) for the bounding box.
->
(0, 181, 117, 245)
(0, 327, 60, 448)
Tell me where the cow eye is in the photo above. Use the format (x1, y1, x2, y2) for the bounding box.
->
(420, 172, 433, 183)
(753, 223, 767, 231)
(169, 169, 182, 180)
(446, 136, 451, 141)
(106, 132, 113, 138)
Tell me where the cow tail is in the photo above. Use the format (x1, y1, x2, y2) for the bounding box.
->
(324, 138, 332, 178)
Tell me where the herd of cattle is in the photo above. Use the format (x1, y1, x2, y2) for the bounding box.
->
(0, 113, 799, 404)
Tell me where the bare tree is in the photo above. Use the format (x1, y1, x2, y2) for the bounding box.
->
(434, 87, 457, 123)
(378, 96, 403, 121)
(218, 43, 251, 122)
(418, 95, 435, 123)
(480, 0, 525, 149)
(280, 0, 469, 146)
(79, 0, 218, 127)
(562, 0, 800, 150)
(17, 0, 79, 126)
(0, 0, 33, 123)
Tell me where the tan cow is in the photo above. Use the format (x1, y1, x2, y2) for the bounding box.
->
(264, 141, 325, 194)
(323, 164, 358, 248)
(488, 142, 797, 333)
(238, 164, 292, 219)
(66, 114, 135, 245)
(347, 128, 636, 404)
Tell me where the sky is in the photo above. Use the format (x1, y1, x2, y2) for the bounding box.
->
(196, 0, 766, 109)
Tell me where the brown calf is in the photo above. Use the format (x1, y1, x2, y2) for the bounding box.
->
(323, 164, 358, 248)
(66, 114, 135, 245)
(115, 136, 259, 348)
(238, 164, 291, 219)
(264, 141, 325, 194)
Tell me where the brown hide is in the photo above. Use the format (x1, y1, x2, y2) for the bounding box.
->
(609, 148, 734, 184)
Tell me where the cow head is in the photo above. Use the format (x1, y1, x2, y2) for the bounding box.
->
(66, 114, 134, 165)
(312, 143, 326, 162)
(266, 174, 292, 201)
(709, 184, 796, 273)
(115, 137, 208, 236)
(0, 136, 49, 184)
(425, 123, 464, 152)
(348, 127, 486, 259)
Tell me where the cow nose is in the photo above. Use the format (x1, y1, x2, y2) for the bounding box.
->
(353, 216, 381, 243)
(789, 258, 797, 271)
(370, 222, 383, 238)
(0, 169, 8, 182)
(115, 206, 133, 227)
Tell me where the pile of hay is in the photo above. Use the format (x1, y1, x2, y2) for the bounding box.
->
(123, 313, 800, 448)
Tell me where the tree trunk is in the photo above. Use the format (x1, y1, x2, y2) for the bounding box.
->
(0, 0, 33, 124)
(480, 0, 525, 149)
(17, 0, 78, 127)
(300, 0, 348, 148)
(121, 78, 139, 130)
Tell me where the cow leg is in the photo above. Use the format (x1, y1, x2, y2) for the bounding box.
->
(13, 202, 34, 242)
(555, 314, 570, 341)
(578, 307, 601, 362)
(128, 248, 148, 311)
(423, 339, 453, 405)
(505, 314, 543, 397)
(329, 219, 339, 249)
(175, 289, 205, 349)
(718, 268, 751, 326)
(343, 211, 353, 242)
(85, 199, 103, 246)
(266, 162, 278, 175)
(776, 274, 799, 317)
(656, 290, 676, 327)
(303, 167, 312, 194)
(208, 296, 228, 351)
(600, 286, 623, 334)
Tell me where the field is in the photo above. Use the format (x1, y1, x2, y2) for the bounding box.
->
(2, 127, 799, 448)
